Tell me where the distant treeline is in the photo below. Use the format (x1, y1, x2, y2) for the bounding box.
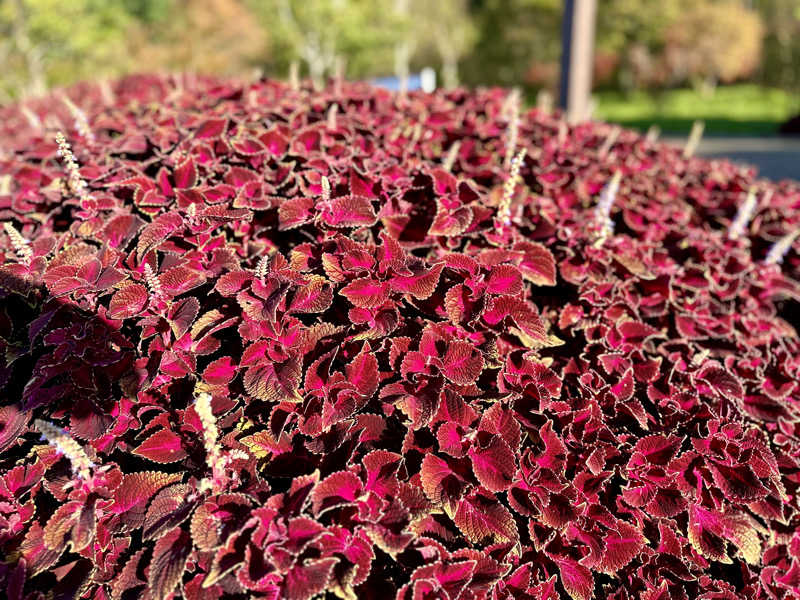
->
(1, 0, 798, 101)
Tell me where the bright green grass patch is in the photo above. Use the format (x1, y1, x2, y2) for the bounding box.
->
(595, 84, 799, 136)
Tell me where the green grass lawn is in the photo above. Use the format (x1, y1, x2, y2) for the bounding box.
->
(594, 84, 799, 136)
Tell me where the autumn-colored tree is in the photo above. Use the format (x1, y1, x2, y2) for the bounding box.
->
(662, 0, 764, 91)
(124, 0, 266, 77)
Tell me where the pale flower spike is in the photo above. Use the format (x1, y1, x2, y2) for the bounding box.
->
(62, 96, 95, 143)
(327, 103, 338, 130)
(594, 171, 622, 244)
(195, 392, 236, 493)
(34, 419, 95, 481)
(765, 229, 800, 266)
(255, 254, 270, 283)
(728, 187, 758, 241)
(683, 120, 704, 159)
(3, 222, 32, 266)
(504, 107, 520, 169)
(55, 132, 92, 202)
(143, 264, 164, 299)
(195, 393, 220, 466)
(321, 175, 331, 203)
(499, 148, 527, 228)
(443, 140, 461, 173)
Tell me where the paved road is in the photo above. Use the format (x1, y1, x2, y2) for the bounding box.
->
(664, 137, 800, 182)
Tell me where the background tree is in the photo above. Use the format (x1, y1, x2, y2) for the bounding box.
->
(124, 0, 266, 76)
(248, 0, 405, 88)
(662, 0, 764, 94)
(756, 0, 800, 94)
(0, 0, 132, 100)
(408, 0, 477, 88)
(462, 0, 562, 90)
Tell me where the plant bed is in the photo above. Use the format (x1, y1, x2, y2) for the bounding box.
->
(1, 74, 799, 600)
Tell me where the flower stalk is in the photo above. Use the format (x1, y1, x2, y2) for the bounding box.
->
(594, 171, 622, 245)
(62, 96, 95, 144)
(55, 132, 92, 202)
(498, 148, 527, 228)
(443, 140, 461, 173)
(728, 187, 758, 241)
(683, 120, 704, 159)
(143, 264, 164, 300)
(765, 229, 800, 266)
(3, 222, 32, 266)
(255, 254, 270, 284)
(34, 419, 95, 481)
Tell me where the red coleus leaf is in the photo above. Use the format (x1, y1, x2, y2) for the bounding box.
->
(284, 557, 338, 600)
(240, 428, 291, 458)
(243, 358, 302, 403)
(173, 156, 197, 189)
(486, 264, 524, 295)
(168, 297, 199, 339)
(428, 204, 473, 236)
(390, 262, 444, 300)
(320, 195, 377, 228)
(194, 117, 228, 140)
(362, 450, 402, 497)
(43, 500, 95, 552)
(0, 404, 29, 452)
(630, 434, 682, 467)
(142, 483, 195, 541)
(450, 492, 519, 545)
(278, 197, 315, 230)
(688, 503, 733, 563)
(345, 343, 379, 397)
(108, 283, 148, 320)
(555, 557, 594, 600)
(311, 471, 364, 516)
(696, 363, 744, 401)
(202, 356, 237, 385)
(215, 270, 253, 297)
(133, 428, 187, 463)
(158, 265, 206, 296)
(110, 548, 148, 600)
(468, 436, 516, 492)
(514, 241, 557, 286)
(102, 213, 145, 249)
(596, 521, 646, 574)
(377, 230, 409, 274)
(483, 295, 547, 342)
(111, 471, 182, 531)
(149, 527, 192, 600)
(616, 320, 661, 347)
(411, 560, 477, 599)
(340, 277, 389, 308)
(420, 454, 471, 511)
(441, 340, 484, 385)
(136, 212, 184, 259)
(708, 462, 768, 502)
(288, 276, 333, 313)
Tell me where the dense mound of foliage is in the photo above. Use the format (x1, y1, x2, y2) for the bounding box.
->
(1, 74, 800, 600)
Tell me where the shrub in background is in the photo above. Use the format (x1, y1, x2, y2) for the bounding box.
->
(0, 75, 800, 599)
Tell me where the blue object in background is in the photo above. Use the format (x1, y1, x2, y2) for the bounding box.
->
(371, 68, 436, 93)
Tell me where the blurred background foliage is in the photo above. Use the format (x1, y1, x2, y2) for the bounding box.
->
(0, 0, 798, 133)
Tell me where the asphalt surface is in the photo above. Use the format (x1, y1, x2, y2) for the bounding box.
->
(664, 136, 800, 182)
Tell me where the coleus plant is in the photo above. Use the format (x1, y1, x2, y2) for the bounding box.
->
(0, 73, 800, 600)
